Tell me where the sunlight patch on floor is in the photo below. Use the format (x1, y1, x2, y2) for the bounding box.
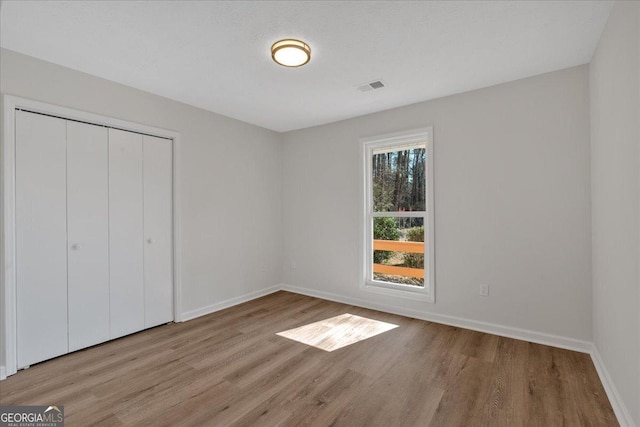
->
(276, 313, 398, 352)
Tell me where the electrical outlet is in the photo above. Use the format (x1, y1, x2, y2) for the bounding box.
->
(479, 284, 489, 297)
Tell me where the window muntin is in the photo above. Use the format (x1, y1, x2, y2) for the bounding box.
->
(363, 129, 434, 300)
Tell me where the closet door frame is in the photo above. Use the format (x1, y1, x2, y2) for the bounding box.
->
(1, 95, 183, 379)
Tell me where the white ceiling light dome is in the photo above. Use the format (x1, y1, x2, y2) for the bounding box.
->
(271, 39, 311, 67)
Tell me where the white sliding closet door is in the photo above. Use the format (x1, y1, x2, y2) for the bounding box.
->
(109, 129, 144, 339)
(143, 136, 174, 327)
(16, 111, 68, 368)
(67, 122, 110, 351)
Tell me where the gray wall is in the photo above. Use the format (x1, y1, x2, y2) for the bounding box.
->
(282, 65, 593, 343)
(590, 1, 640, 424)
(1, 48, 284, 317)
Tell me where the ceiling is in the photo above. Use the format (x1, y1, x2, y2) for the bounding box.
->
(1, 1, 612, 132)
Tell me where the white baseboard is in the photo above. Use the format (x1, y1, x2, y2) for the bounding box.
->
(589, 345, 636, 427)
(0, 366, 6, 381)
(179, 283, 592, 353)
(180, 285, 281, 322)
(280, 284, 593, 353)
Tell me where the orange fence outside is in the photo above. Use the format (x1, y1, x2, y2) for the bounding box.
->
(372, 239, 424, 279)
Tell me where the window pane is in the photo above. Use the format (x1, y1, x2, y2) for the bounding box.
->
(372, 216, 424, 287)
(372, 146, 426, 212)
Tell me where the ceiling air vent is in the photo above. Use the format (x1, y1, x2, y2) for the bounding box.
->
(356, 80, 386, 92)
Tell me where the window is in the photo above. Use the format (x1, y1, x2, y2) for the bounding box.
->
(362, 128, 434, 301)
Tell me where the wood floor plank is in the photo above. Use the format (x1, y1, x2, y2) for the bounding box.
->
(330, 369, 444, 427)
(428, 355, 495, 427)
(112, 365, 227, 423)
(461, 329, 500, 363)
(481, 337, 530, 427)
(553, 347, 619, 426)
(0, 291, 618, 426)
(283, 368, 372, 426)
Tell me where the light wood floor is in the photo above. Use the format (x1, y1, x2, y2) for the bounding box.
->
(0, 291, 617, 426)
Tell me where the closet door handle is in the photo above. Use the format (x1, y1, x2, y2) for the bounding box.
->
(71, 243, 80, 251)
(147, 238, 153, 244)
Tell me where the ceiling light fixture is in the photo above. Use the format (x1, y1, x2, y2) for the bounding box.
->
(271, 39, 311, 67)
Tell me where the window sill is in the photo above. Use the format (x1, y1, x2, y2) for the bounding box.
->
(361, 280, 434, 302)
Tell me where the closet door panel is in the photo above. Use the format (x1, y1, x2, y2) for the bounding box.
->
(143, 136, 173, 327)
(15, 111, 68, 367)
(109, 129, 144, 339)
(67, 122, 110, 352)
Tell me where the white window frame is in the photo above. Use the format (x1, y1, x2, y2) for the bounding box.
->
(360, 127, 435, 302)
